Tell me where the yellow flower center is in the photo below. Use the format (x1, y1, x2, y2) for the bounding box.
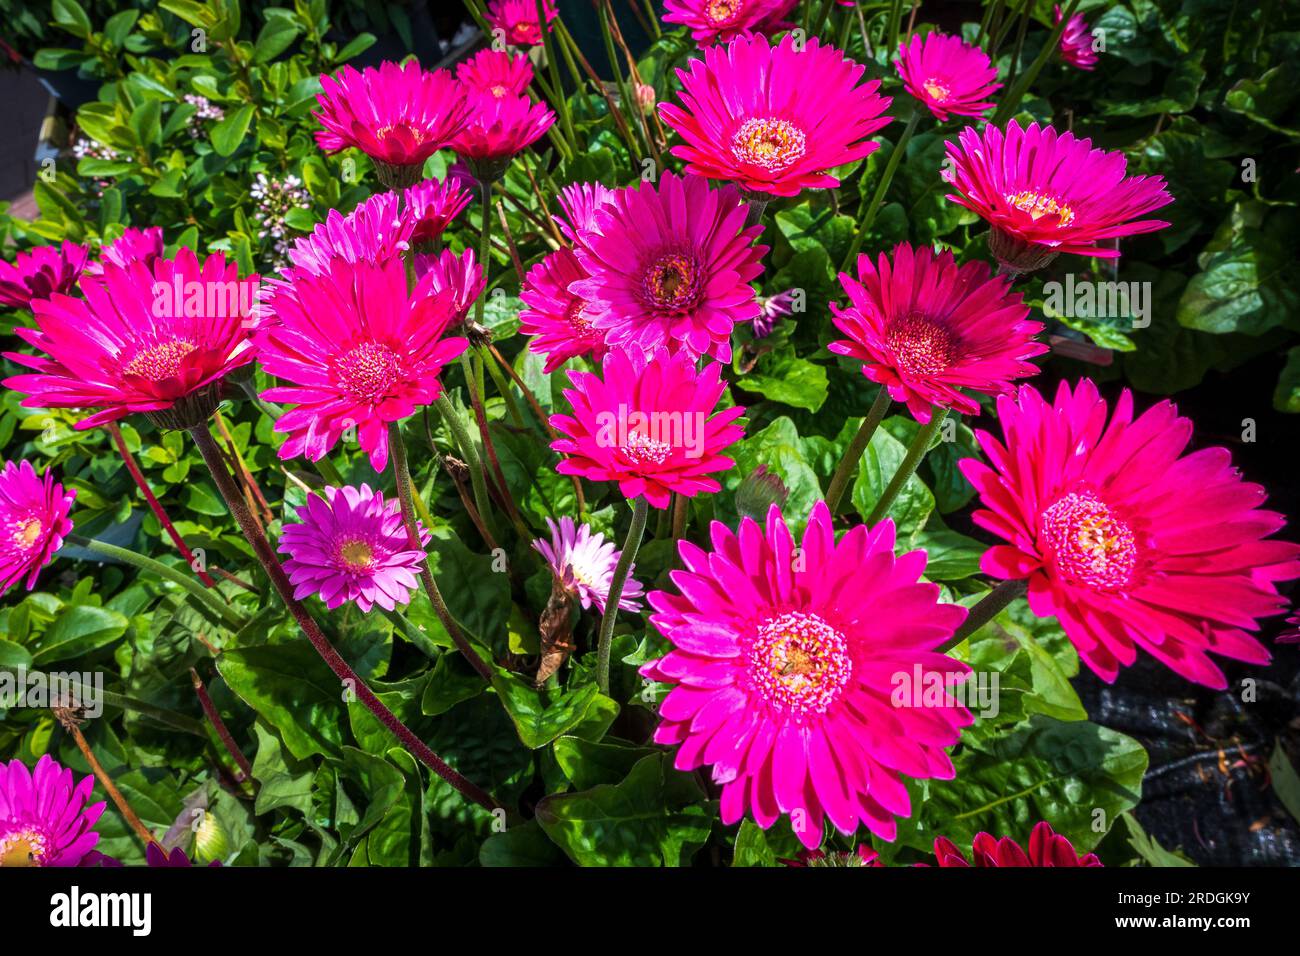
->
(122, 339, 197, 380)
(922, 78, 951, 102)
(730, 117, 807, 173)
(338, 539, 375, 571)
(1004, 189, 1076, 226)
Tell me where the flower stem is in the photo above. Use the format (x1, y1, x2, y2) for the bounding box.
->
(992, 0, 1081, 124)
(596, 497, 649, 695)
(388, 421, 494, 682)
(188, 423, 501, 813)
(940, 579, 1028, 652)
(67, 534, 246, 631)
(825, 388, 892, 513)
(537, 0, 577, 148)
(106, 422, 218, 588)
(189, 667, 254, 785)
(434, 393, 499, 543)
(867, 406, 948, 525)
(842, 110, 920, 272)
(56, 710, 161, 851)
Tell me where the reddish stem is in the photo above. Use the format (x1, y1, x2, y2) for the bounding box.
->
(190, 667, 254, 783)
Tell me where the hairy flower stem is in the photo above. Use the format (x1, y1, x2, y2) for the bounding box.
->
(387, 421, 495, 682)
(56, 711, 161, 850)
(825, 389, 892, 513)
(868, 407, 949, 525)
(189, 423, 501, 813)
(842, 110, 920, 271)
(67, 534, 245, 631)
(106, 422, 218, 588)
(744, 196, 769, 230)
(189, 668, 254, 785)
(941, 579, 1029, 652)
(596, 497, 649, 695)
(434, 393, 500, 543)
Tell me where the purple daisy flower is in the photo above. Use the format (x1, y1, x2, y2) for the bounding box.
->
(278, 484, 430, 613)
(0, 755, 105, 867)
(532, 516, 644, 614)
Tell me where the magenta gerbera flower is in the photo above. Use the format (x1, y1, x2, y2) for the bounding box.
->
(313, 61, 470, 186)
(532, 516, 645, 613)
(85, 226, 165, 278)
(960, 379, 1300, 688)
(934, 822, 1101, 867)
(485, 0, 558, 47)
(450, 91, 555, 182)
(1055, 5, 1099, 71)
(403, 176, 473, 246)
(279, 483, 428, 612)
(662, 0, 781, 46)
(550, 347, 745, 509)
(0, 241, 89, 309)
(568, 172, 765, 362)
(520, 247, 608, 373)
(414, 247, 484, 326)
(0, 459, 75, 597)
(943, 120, 1174, 270)
(640, 501, 972, 849)
(255, 257, 468, 471)
(555, 181, 615, 244)
(286, 191, 412, 277)
(0, 755, 105, 867)
(4, 248, 257, 430)
(895, 33, 1000, 122)
(660, 33, 892, 198)
(782, 844, 882, 867)
(456, 48, 534, 98)
(828, 243, 1045, 423)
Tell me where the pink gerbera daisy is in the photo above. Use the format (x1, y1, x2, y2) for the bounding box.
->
(933, 821, 1101, 867)
(456, 48, 534, 98)
(0, 459, 75, 597)
(960, 379, 1300, 688)
(313, 61, 471, 187)
(781, 844, 882, 867)
(0, 241, 89, 309)
(662, 0, 780, 46)
(828, 243, 1045, 423)
(4, 248, 257, 431)
(895, 33, 1000, 122)
(569, 172, 765, 362)
(485, 0, 558, 47)
(84, 226, 165, 278)
(943, 120, 1173, 270)
(555, 181, 615, 244)
(532, 516, 645, 613)
(520, 247, 608, 373)
(660, 33, 893, 198)
(414, 247, 485, 326)
(255, 257, 468, 471)
(550, 347, 745, 509)
(0, 755, 105, 867)
(450, 91, 555, 183)
(403, 177, 473, 246)
(1055, 5, 1099, 71)
(279, 483, 429, 612)
(640, 501, 972, 849)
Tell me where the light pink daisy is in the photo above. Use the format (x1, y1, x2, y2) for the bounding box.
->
(84, 227, 165, 278)
(456, 48, 534, 98)
(0, 241, 89, 309)
(4, 248, 257, 430)
(0, 459, 75, 597)
(934, 821, 1101, 867)
(660, 33, 893, 197)
(519, 247, 608, 373)
(662, 0, 781, 46)
(403, 177, 473, 246)
(960, 379, 1300, 688)
(1055, 5, 1099, 71)
(313, 61, 471, 186)
(640, 501, 972, 849)
(279, 483, 429, 612)
(0, 755, 105, 867)
(943, 120, 1174, 270)
(414, 247, 485, 326)
(450, 91, 555, 183)
(550, 347, 745, 509)
(829, 243, 1045, 423)
(532, 516, 645, 613)
(569, 172, 766, 362)
(895, 33, 1000, 122)
(255, 257, 468, 472)
(485, 0, 558, 47)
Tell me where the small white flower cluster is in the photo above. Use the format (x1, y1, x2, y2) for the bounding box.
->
(183, 94, 226, 138)
(71, 137, 121, 162)
(250, 172, 311, 266)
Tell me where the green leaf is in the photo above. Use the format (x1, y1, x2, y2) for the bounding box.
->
(420, 651, 485, 717)
(491, 670, 618, 749)
(1269, 740, 1300, 824)
(253, 15, 301, 63)
(210, 104, 255, 158)
(913, 529, 985, 581)
(1117, 811, 1196, 867)
(535, 753, 713, 866)
(480, 820, 566, 866)
(721, 416, 822, 531)
(850, 418, 935, 544)
(552, 735, 658, 791)
(1273, 347, 1300, 413)
(735, 351, 829, 412)
(52, 0, 92, 38)
(31, 606, 129, 666)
